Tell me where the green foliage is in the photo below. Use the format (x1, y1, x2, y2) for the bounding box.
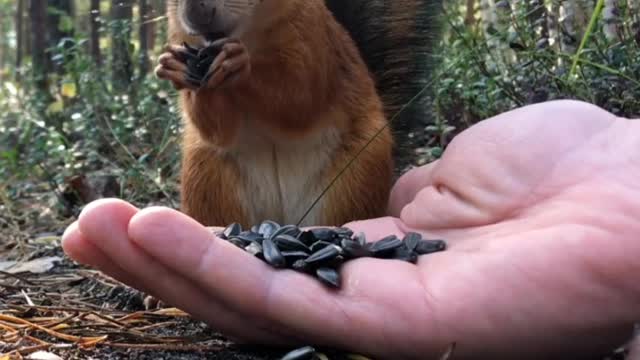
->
(0, 16, 181, 217)
(431, 1, 640, 136)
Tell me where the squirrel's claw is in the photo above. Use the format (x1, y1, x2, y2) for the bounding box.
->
(155, 48, 200, 91)
(201, 39, 251, 91)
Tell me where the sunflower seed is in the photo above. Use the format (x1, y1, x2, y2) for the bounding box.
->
(274, 234, 310, 252)
(415, 239, 447, 254)
(310, 240, 333, 253)
(354, 232, 367, 246)
(403, 232, 422, 251)
(334, 227, 354, 238)
(297, 230, 317, 245)
(316, 267, 340, 288)
(310, 228, 336, 242)
(340, 239, 371, 258)
(228, 238, 246, 249)
(281, 251, 310, 261)
(263, 239, 286, 268)
(234, 231, 263, 244)
(259, 220, 280, 238)
(305, 244, 341, 265)
(281, 346, 316, 360)
(292, 259, 311, 273)
(245, 242, 263, 257)
(368, 235, 403, 256)
(221, 222, 242, 239)
(392, 245, 419, 263)
(271, 224, 302, 239)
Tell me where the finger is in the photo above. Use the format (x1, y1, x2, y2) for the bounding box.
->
(128, 207, 368, 345)
(158, 53, 188, 72)
(214, 53, 250, 89)
(221, 42, 245, 57)
(164, 44, 189, 59)
(76, 199, 288, 344)
(62, 221, 156, 296)
(155, 65, 197, 90)
(223, 63, 251, 88)
(203, 66, 226, 89)
(221, 52, 248, 74)
(388, 161, 440, 217)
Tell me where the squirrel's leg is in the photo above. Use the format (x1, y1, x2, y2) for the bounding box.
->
(179, 128, 249, 227)
(320, 122, 394, 225)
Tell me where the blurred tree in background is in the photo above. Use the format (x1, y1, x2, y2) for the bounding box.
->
(0, 0, 638, 234)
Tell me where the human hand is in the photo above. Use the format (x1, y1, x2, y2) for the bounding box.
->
(61, 100, 640, 359)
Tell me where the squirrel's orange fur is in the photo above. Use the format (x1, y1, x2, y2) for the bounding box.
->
(164, 0, 393, 228)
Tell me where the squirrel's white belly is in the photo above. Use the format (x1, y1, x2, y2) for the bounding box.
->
(227, 122, 343, 227)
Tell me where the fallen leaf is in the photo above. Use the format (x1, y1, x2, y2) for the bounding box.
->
(61, 82, 77, 98)
(4, 256, 62, 274)
(27, 351, 63, 360)
(0, 261, 17, 271)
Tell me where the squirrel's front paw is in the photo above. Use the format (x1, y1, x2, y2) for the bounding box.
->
(201, 38, 251, 90)
(154, 44, 201, 91)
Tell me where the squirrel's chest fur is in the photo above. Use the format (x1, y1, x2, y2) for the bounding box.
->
(224, 119, 343, 226)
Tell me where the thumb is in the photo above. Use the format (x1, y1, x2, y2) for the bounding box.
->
(388, 161, 440, 217)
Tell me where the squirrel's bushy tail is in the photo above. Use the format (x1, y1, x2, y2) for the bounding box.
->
(325, 0, 444, 174)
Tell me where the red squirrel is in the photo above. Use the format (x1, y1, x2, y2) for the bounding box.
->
(157, 0, 442, 228)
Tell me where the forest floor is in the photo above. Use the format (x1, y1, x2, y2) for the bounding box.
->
(0, 128, 633, 360)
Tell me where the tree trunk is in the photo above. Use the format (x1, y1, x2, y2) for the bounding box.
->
(29, 0, 49, 91)
(465, 0, 477, 26)
(111, 0, 134, 91)
(0, 10, 5, 81)
(90, 0, 102, 67)
(47, 0, 75, 74)
(603, 0, 621, 41)
(15, 0, 24, 81)
(559, 0, 579, 54)
(528, 0, 549, 41)
(139, 0, 151, 76)
(548, 0, 561, 52)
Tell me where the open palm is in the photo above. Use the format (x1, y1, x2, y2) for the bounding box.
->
(62, 100, 640, 359)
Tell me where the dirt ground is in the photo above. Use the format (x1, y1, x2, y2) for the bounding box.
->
(0, 234, 354, 360)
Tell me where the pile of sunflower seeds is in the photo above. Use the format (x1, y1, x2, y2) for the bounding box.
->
(217, 220, 446, 289)
(178, 42, 220, 87)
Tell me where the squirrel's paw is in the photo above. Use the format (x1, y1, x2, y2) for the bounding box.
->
(154, 45, 201, 91)
(201, 38, 251, 91)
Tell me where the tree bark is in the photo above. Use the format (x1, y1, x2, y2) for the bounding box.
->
(90, 0, 102, 67)
(139, 0, 151, 76)
(29, 0, 48, 91)
(111, 0, 134, 91)
(15, 0, 24, 81)
(47, 0, 75, 74)
(603, 0, 621, 41)
(465, 0, 477, 26)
